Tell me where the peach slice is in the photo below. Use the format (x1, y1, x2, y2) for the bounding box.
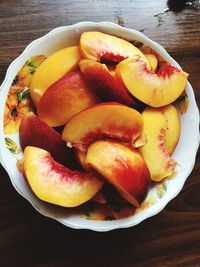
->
(37, 71, 99, 127)
(22, 146, 103, 207)
(80, 31, 150, 67)
(76, 149, 88, 171)
(161, 104, 180, 155)
(62, 103, 143, 151)
(30, 46, 82, 107)
(141, 46, 166, 63)
(19, 112, 77, 168)
(79, 59, 137, 107)
(116, 59, 188, 107)
(145, 54, 158, 72)
(140, 107, 176, 181)
(85, 140, 151, 207)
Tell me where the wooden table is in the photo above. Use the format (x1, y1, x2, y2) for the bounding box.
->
(0, 1, 200, 266)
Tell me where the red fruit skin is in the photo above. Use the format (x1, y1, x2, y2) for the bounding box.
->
(80, 60, 138, 107)
(111, 157, 151, 205)
(85, 140, 151, 207)
(37, 70, 100, 127)
(22, 146, 103, 207)
(157, 63, 179, 77)
(62, 102, 144, 151)
(19, 112, 77, 169)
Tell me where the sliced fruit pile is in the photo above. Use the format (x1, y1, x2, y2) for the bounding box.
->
(11, 31, 188, 216)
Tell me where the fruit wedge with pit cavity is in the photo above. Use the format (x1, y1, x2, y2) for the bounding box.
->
(22, 146, 103, 207)
(116, 60, 188, 107)
(79, 59, 137, 107)
(140, 107, 176, 181)
(30, 46, 82, 107)
(85, 140, 151, 207)
(80, 31, 150, 67)
(62, 102, 143, 151)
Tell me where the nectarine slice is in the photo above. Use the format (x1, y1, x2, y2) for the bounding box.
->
(85, 140, 151, 207)
(140, 107, 176, 181)
(79, 59, 137, 107)
(145, 54, 158, 72)
(19, 112, 77, 168)
(30, 46, 82, 107)
(161, 104, 180, 155)
(76, 149, 88, 171)
(141, 46, 166, 63)
(117, 60, 188, 107)
(62, 103, 143, 151)
(80, 31, 150, 67)
(23, 146, 103, 207)
(37, 71, 99, 127)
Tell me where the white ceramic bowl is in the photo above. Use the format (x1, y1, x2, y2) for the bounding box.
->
(0, 22, 199, 231)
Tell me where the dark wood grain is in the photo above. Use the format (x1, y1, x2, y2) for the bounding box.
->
(0, 1, 200, 266)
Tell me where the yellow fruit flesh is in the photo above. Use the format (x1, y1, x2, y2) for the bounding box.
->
(140, 108, 176, 181)
(80, 31, 150, 68)
(85, 140, 150, 207)
(161, 104, 181, 155)
(23, 146, 103, 207)
(117, 60, 188, 107)
(145, 54, 158, 72)
(30, 46, 82, 107)
(62, 103, 143, 151)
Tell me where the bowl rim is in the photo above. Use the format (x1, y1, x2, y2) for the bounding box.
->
(0, 21, 199, 231)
